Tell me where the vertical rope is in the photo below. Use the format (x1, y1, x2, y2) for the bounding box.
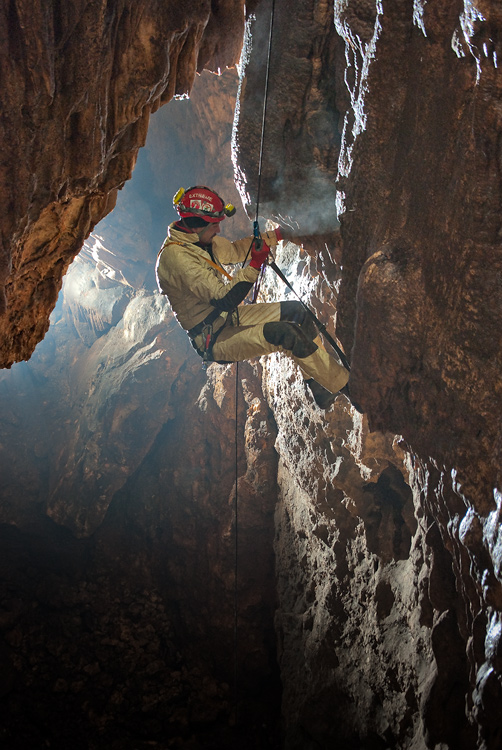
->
(254, 0, 277, 226)
(233, 0, 276, 730)
(233, 361, 239, 720)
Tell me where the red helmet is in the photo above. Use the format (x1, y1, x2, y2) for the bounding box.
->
(174, 186, 236, 223)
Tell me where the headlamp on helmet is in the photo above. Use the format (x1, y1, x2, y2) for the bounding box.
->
(173, 186, 236, 223)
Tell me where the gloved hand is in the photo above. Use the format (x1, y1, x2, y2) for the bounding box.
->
(274, 226, 295, 243)
(250, 239, 271, 269)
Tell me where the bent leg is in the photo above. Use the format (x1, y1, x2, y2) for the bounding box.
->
(262, 321, 317, 359)
(279, 300, 319, 341)
(212, 318, 313, 364)
(210, 302, 281, 362)
(237, 300, 319, 341)
(211, 313, 348, 396)
(263, 321, 348, 393)
(297, 348, 349, 394)
(233, 301, 281, 326)
(211, 318, 280, 363)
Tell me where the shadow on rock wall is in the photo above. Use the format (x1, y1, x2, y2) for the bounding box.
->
(0, 283, 281, 747)
(2, 1, 502, 748)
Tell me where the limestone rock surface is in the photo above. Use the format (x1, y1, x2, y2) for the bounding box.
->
(0, 0, 250, 368)
(1, 1, 502, 749)
(233, 1, 502, 747)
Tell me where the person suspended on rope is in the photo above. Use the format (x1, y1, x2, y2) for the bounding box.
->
(155, 185, 352, 410)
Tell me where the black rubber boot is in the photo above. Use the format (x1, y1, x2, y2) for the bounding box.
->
(305, 379, 338, 410)
(306, 379, 364, 413)
(339, 383, 364, 414)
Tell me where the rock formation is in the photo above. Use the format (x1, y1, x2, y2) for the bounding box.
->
(1, 1, 502, 749)
(0, 0, 253, 368)
(234, 2, 502, 746)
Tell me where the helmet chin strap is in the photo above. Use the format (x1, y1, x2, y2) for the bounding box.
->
(179, 217, 198, 232)
(178, 216, 210, 234)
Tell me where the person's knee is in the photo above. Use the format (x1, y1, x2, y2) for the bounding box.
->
(280, 301, 318, 340)
(263, 321, 317, 358)
(280, 300, 305, 325)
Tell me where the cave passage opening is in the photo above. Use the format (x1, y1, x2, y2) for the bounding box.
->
(0, 66, 285, 749)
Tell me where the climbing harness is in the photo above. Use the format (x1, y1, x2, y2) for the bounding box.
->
(188, 310, 227, 362)
(159, 239, 234, 362)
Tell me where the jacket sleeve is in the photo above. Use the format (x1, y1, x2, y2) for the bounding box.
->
(159, 244, 260, 314)
(212, 230, 280, 265)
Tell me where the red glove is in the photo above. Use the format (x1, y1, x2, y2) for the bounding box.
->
(250, 239, 271, 269)
(275, 226, 297, 242)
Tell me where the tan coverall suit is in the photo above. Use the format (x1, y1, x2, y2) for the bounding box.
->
(156, 224, 348, 395)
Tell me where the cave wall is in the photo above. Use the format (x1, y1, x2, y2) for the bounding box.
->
(1, 1, 502, 749)
(0, 0, 252, 368)
(0, 63, 283, 748)
(233, 0, 502, 748)
(235, 0, 502, 502)
(0, 354, 281, 749)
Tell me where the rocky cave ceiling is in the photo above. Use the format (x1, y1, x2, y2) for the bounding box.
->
(1, 1, 502, 749)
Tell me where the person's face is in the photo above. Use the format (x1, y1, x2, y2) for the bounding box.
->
(197, 221, 221, 245)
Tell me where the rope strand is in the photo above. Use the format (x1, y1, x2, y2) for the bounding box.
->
(233, 0, 277, 729)
(255, 0, 277, 225)
(233, 361, 239, 721)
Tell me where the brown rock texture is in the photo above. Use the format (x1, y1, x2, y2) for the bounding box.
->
(233, 0, 343, 233)
(1, 1, 502, 749)
(0, 257, 281, 747)
(0, 64, 282, 748)
(0, 0, 249, 368)
(233, 1, 502, 748)
(333, 4, 502, 744)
